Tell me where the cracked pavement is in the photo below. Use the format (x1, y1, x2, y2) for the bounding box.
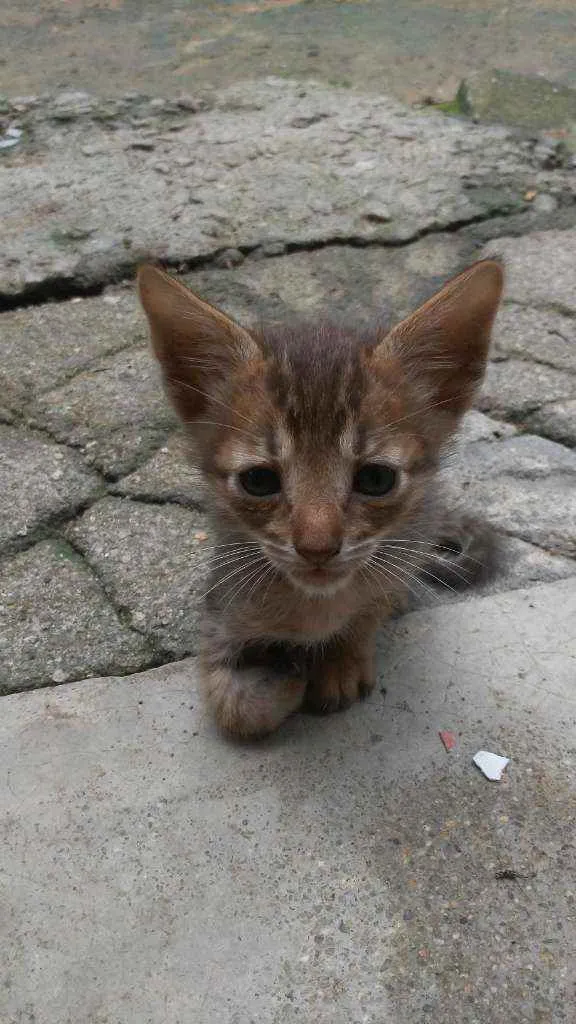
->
(1, 85, 575, 692)
(0, 50, 575, 1024)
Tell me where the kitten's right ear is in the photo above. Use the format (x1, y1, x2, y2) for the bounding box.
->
(138, 264, 260, 422)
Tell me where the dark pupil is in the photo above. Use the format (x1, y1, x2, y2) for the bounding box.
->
(354, 463, 397, 496)
(239, 466, 281, 497)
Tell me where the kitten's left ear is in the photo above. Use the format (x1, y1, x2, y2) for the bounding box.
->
(374, 259, 503, 419)
(138, 264, 260, 423)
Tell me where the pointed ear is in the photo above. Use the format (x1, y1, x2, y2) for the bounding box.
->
(374, 260, 503, 420)
(138, 264, 260, 422)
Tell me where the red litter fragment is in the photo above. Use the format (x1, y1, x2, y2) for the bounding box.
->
(439, 730, 457, 752)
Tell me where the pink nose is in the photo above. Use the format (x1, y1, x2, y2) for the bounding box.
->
(292, 504, 343, 566)
(294, 537, 342, 566)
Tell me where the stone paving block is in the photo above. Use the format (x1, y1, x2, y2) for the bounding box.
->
(66, 498, 212, 657)
(483, 228, 576, 315)
(525, 398, 576, 448)
(187, 232, 475, 328)
(0, 579, 574, 1023)
(0, 424, 102, 553)
(458, 410, 517, 444)
(0, 540, 152, 693)
(0, 289, 145, 407)
(479, 358, 575, 422)
(27, 348, 177, 478)
(447, 434, 576, 555)
(492, 303, 576, 375)
(110, 434, 205, 508)
(2, 79, 567, 300)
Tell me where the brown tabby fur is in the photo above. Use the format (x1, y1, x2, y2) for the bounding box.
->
(138, 259, 503, 737)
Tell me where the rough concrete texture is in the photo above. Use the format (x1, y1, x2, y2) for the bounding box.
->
(27, 348, 177, 478)
(0, 424, 101, 553)
(66, 498, 212, 658)
(0, 540, 152, 694)
(1, 80, 575, 301)
(110, 433, 205, 508)
(1, 579, 574, 1023)
(483, 227, 576, 315)
(446, 435, 576, 556)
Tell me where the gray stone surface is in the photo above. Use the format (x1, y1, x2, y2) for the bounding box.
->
(447, 435, 576, 555)
(27, 348, 177, 478)
(66, 498, 212, 656)
(457, 410, 517, 445)
(526, 398, 576, 447)
(111, 434, 205, 508)
(483, 227, 576, 315)
(0, 289, 145, 400)
(1, 579, 575, 1023)
(1, 79, 573, 300)
(0, 424, 101, 553)
(0, 540, 152, 693)
(479, 358, 576, 422)
(492, 303, 576, 374)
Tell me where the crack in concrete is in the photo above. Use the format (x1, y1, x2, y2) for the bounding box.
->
(0, 205, 527, 313)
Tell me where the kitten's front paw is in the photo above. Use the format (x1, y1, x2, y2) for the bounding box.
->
(305, 649, 376, 715)
(201, 661, 306, 739)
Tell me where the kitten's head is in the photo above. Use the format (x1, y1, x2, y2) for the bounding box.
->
(139, 261, 502, 595)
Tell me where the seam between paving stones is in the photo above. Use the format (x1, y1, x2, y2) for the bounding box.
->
(0, 204, 536, 313)
(58, 531, 176, 663)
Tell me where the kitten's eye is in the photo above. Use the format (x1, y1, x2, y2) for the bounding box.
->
(353, 463, 397, 497)
(238, 466, 281, 498)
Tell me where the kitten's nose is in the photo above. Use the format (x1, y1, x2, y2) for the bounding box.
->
(292, 505, 343, 566)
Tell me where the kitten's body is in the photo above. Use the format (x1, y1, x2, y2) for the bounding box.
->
(139, 261, 503, 737)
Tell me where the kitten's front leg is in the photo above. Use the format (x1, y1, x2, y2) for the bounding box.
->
(199, 619, 306, 738)
(305, 613, 380, 714)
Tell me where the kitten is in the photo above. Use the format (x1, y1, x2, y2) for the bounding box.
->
(138, 259, 503, 738)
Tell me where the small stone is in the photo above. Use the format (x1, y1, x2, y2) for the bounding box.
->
(214, 248, 244, 269)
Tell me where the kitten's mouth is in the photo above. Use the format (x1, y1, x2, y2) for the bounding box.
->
(288, 563, 352, 595)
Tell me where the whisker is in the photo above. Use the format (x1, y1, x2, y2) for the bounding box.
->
(371, 553, 439, 602)
(382, 551, 459, 594)
(200, 555, 265, 601)
(220, 556, 269, 612)
(381, 544, 473, 586)
(183, 419, 260, 439)
(364, 557, 423, 605)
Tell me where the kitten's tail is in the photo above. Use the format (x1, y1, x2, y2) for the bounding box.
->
(425, 513, 500, 592)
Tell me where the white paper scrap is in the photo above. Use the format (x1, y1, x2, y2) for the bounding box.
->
(473, 750, 510, 781)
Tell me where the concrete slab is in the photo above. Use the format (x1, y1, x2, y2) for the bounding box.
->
(0, 79, 563, 301)
(1, 579, 575, 1023)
